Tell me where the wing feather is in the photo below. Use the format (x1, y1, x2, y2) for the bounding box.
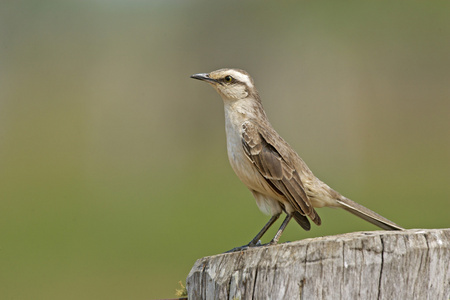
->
(242, 120, 321, 226)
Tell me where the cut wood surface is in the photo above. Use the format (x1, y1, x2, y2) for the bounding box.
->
(187, 228, 449, 300)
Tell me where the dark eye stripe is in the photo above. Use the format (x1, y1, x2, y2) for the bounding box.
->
(218, 75, 247, 87)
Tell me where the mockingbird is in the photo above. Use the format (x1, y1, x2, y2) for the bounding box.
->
(191, 68, 403, 252)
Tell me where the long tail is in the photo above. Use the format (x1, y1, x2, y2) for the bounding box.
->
(336, 196, 404, 231)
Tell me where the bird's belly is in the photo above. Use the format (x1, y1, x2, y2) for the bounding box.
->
(226, 125, 276, 196)
(228, 150, 263, 191)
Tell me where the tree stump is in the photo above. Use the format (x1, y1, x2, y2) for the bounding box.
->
(186, 228, 449, 299)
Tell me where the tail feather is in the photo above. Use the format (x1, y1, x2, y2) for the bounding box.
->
(292, 208, 321, 231)
(337, 197, 404, 231)
(293, 211, 311, 231)
(309, 208, 322, 226)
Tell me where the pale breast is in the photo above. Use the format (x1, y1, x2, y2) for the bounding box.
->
(224, 107, 276, 195)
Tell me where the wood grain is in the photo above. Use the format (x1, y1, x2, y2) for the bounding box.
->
(187, 229, 450, 299)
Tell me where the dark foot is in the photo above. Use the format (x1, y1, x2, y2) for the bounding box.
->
(225, 240, 262, 253)
(260, 240, 278, 247)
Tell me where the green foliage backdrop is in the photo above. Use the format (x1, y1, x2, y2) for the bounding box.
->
(1, 1, 449, 299)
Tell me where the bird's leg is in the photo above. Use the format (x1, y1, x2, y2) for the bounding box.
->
(248, 213, 281, 246)
(225, 213, 280, 253)
(265, 213, 293, 246)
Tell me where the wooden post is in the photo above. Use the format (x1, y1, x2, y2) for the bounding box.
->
(186, 228, 449, 299)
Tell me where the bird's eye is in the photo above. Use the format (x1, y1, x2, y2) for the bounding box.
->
(224, 75, 233, 83)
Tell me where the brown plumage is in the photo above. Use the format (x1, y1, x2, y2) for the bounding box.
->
(242, 120, 321, 230)
(191, 68, 403, 252)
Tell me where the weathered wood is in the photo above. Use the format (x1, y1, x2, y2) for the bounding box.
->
(187, 228, 450, 299)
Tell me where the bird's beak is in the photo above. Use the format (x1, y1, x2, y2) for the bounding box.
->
(190, 73, 218, 84)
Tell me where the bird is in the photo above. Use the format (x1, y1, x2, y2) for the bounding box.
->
(190, 68, 404, 252)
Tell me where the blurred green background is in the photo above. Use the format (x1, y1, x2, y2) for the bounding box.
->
(1, 1, 449, 299)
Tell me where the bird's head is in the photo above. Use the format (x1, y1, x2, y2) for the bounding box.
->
(190, 68, 258, 102)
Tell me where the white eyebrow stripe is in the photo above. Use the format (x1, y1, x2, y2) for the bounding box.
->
(228, 70, 253, 88)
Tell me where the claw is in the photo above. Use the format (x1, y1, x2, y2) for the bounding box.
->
(224, 239, 267, 253)
(225, 245, 250, 253)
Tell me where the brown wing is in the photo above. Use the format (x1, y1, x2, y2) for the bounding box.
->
(242, 120, 321, 227)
